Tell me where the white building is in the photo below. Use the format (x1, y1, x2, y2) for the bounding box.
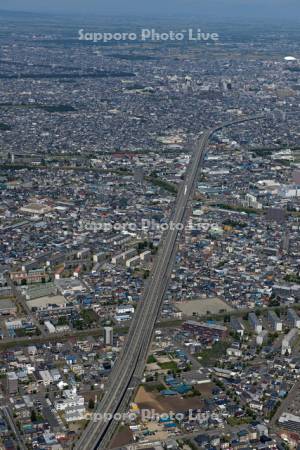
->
(44, 321, 56, 334)
(93, 252, 106, 263)
(54, 388, 85, 412)
(39, 370, 53, 386)
(248, 313, 262, 334)
(50, 369, 61, 382)
(115, 314, 131, 322)
(116, 305, 135, 315)
(244, 193, 263, 209)
(278, 412, 300, 428)
(54, 386, 86, 422)
(125, 255, 141, 268)
(111, 248, 136, 264)
(230, 317, 245, 337)
(287, 309, 300, 329)
(256, 330, 268, 346)
(226, 348, 242, 357)
(140, 250, 152, 262)
(104, 326, 113, 346)
(20, 202, 52, 215)
(64, 405, 86, 422)
(27, 346, 37, 356)
(268, 311, 283, 332)
(5, 319, 23, 330)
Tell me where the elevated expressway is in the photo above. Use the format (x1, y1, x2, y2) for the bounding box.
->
(75, 115, 265, 450)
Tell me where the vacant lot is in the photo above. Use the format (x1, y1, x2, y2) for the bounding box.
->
(109, 425, 133, 449)
(135, 386, 203, 413)
(176, 297, 233, 316)
(194, 382, 215, 398)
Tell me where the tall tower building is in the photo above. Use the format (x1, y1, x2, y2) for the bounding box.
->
(6, 372, 18, 394)
(104, 327, 113, 346)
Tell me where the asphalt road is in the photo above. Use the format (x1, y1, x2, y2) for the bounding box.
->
(1, 405, 26, 450)
(74, 116, 264, 450)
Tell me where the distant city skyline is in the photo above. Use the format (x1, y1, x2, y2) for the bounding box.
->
(0, 0, 299, 20)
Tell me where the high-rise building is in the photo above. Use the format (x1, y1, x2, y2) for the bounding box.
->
(104, 327, 113, 346)
(281, 231, 290, 254)
(6, 372, 18, 394)
(268, 311, 283, 332)
(134, 168, 144, 185)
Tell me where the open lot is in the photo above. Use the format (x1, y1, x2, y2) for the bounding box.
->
(135, 386, 203, 413)
(176, 297, 233, 316)
(109, 426, 133, 449)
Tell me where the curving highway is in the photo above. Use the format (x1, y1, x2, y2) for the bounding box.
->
(74, 115, 265, 450)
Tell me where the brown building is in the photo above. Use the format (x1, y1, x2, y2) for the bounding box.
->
(183, 320, 228, 342)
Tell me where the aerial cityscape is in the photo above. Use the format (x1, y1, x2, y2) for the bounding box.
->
(0, 2, 300, 450)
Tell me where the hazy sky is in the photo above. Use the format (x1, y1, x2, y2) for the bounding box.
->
(0, 0, 299, 19)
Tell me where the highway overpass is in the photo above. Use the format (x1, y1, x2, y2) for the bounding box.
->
(74, 115, 265, 450)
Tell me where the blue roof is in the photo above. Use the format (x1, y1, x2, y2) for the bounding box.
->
(164, 422, 176, 428)
(159, 417, 171, 423)
(160, 389, 177, 396)
(176, 384, 192, 394)
(165, 375, 175, 382)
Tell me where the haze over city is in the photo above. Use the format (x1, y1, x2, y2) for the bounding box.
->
(0, 1, 300, 450)
(0, 0, 300, 20)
